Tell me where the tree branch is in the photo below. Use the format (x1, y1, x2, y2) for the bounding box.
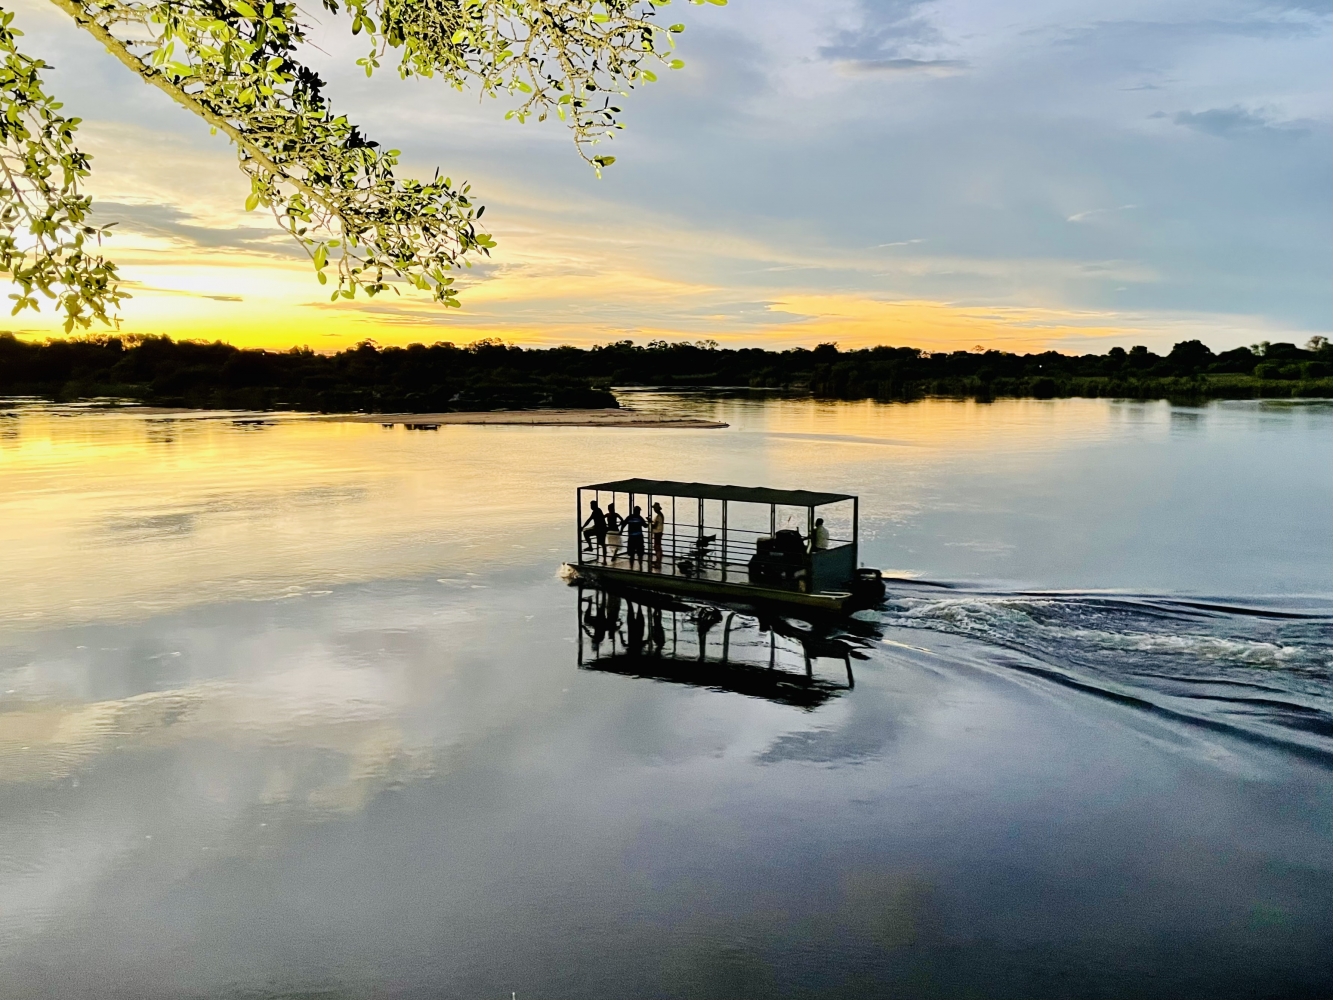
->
(43, 0, 331, 216)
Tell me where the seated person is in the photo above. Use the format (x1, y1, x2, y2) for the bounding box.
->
(811, 517, 830, 551)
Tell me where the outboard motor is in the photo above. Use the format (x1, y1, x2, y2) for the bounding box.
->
(851, 567, 885, 607)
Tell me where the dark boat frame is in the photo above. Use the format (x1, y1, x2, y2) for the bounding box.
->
(574, 581, 857, 708)
(573, 478, 883, 614)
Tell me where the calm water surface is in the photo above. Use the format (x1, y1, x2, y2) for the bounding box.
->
(1, 396, 1330, 998)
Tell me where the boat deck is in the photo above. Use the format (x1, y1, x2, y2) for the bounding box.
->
(576, 549, 854, 613)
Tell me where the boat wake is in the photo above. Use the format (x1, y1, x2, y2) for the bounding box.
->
(876, 583, 1333, 763)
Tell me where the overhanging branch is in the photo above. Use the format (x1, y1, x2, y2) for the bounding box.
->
(44, 0, 332, 217)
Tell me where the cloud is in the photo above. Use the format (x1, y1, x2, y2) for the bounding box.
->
(120, 280, 244, 302)
(818, 0, 943, 59)
(1165, 106, 1306, 138)
(1066, 205, 1137, 223)
(1062, 14, 1328, 48)
(759, 295, 1132, 351)
(94, 202, 304, 258)
(835, 57, 967, 77)
(817, 0, 962, 79)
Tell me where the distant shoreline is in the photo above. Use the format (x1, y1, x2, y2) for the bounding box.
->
(6, 334, 1329, 413)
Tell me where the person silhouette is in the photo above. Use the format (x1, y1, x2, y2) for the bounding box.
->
(604, 503, 624, 561)
(624, 505, 647, 569)
(650, 501, 665, 567)
(582, 500, 607, 559)
(811, 517, 830, 551)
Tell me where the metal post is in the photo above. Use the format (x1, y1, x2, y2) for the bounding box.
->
(770, 503, 775, 538)
(853, 496, 859, 567)
(577, 487, 583, 564)
(807, 505, 815, 594)
(721, 500, 728, 583)
(671, 495, 676, 574)
(698, 497, 704, 571)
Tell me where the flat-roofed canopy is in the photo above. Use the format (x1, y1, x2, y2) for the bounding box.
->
(581, 478, 854, 508)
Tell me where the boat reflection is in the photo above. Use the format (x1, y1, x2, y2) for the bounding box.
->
(575, 582, 878, 710)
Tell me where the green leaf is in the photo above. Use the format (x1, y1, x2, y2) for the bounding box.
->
(244, 191, 260, 211)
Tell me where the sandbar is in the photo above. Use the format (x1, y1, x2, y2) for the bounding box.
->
(322, 409, 727, 428)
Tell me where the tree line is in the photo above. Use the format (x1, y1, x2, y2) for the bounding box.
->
(1, 332, 1329, 412)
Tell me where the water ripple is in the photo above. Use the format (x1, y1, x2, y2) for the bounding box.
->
(878, 584, 1333, 762)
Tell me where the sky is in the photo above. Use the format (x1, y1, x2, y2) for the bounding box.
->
(6, 0, 1331, 353)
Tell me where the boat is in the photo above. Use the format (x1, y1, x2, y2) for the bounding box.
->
(570, 478, 885, 614)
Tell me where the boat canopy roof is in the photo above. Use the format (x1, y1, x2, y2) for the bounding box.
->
(581, 478, 854, 508)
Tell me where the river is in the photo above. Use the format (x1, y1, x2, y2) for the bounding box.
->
(1, 395, 1329, 998)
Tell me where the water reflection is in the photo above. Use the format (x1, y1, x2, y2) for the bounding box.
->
(576, 582, 872, 709)
(0, 398, 1329, 999)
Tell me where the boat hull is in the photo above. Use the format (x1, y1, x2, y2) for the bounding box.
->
(574, 563, 866, 614)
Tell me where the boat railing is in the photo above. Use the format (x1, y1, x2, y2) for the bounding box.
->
(581, 524, 854, 592)
(575, 480, 861, 596)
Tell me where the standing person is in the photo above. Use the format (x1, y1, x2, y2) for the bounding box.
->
(582, 500, 607, 558)
(604, 502, 624, 562)
(624, 505, 648, 569)
(650, 501, 665, 567)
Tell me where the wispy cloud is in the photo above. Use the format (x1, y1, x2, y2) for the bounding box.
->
(818, 0, 963, 78)
(835, 57, 967, 77)
(120, 281, 245, 303)
(1163, 106, 1307, 138)
(94, 202, 305, 258)
(1066, 205, 1137, 223)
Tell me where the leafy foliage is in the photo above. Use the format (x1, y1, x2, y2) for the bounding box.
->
(3, 0, 722, 320)
(0, 11, 125, 331)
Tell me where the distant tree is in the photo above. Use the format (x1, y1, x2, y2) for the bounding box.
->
(0, 0, 724, 330)
(1167, 339, 1213, 373)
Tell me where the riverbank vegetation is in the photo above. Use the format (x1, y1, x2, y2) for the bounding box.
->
(2, 333, 1329, 411)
